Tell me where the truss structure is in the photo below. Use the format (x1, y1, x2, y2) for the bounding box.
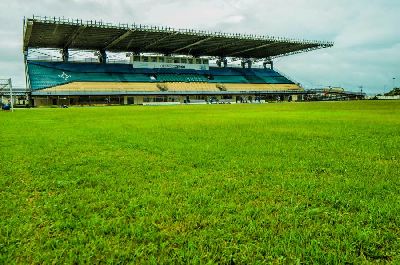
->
(24, 16, 333, 60)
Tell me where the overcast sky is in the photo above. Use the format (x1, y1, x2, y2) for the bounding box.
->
(0, 0, 399, 94)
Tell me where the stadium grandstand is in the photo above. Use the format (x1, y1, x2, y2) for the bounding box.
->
(23, 16, 335, 106)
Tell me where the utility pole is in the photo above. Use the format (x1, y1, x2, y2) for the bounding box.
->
(8, 78, 14, 112)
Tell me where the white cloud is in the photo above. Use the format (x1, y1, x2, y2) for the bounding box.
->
(0, 0, 399, 93)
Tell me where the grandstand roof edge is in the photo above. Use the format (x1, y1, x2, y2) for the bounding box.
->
(23, 15, 334, 58)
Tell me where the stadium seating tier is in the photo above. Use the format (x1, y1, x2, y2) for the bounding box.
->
(28, 61, 296, 91)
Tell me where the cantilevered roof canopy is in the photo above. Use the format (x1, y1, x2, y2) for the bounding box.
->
(23, 16, 333, 59)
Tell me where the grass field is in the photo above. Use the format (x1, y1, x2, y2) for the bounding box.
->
(1, 101, 399, 264)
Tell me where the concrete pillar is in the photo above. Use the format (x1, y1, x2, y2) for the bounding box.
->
(223, 58, 228, 68)
(99, 49, 107, 64)
(263, 60, 273, 70)
(62, 48, 69, 62)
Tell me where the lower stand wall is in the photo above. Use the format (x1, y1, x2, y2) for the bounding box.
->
(31, 94, 301, 107)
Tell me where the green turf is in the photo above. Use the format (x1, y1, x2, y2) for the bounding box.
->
(1, 101, 399, 264)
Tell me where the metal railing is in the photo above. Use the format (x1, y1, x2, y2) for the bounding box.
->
(30, 89, 306, 97)
(27, 56, 131, 64)
(0, 88, 30, 96)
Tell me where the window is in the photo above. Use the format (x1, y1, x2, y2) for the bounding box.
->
(155, 96, 168, 102)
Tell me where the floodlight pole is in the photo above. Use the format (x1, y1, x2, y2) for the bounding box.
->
(8, 78, 14, 112)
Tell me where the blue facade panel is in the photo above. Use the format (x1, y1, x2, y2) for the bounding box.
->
(28, 61, 295, 90)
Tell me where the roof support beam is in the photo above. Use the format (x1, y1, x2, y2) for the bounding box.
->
(141, 31, 180, 51)
(64, 26, 86, 49)
(172, 36, 214, 53)
(105, 29, 135, 50)
(23, 20, 33, 51)
(227, 42, 276, 57)
(201, 38, 250, 55)
(269, 43, 305, 58)
(271, 46, 318, 59)
(52, 24, 60, 36)
(203, 42, 236, 54)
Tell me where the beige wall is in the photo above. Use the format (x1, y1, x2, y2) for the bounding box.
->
(38, 82, 302, 94)
(33, 97, 51, 107)
(135, 96, 144, 105)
